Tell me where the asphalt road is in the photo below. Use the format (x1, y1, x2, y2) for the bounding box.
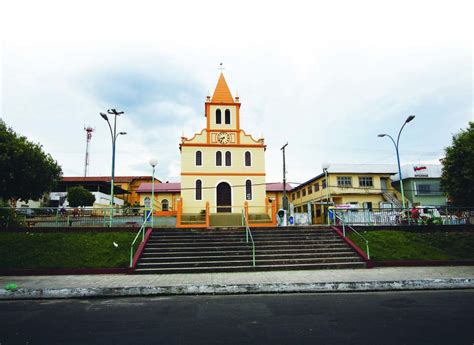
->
(1, 290, 473, 345)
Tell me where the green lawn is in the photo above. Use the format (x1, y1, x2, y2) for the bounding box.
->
(347, 230, 474, 261)
(0, 232, 137, 269)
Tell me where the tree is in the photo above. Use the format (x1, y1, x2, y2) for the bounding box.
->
(0, 120, 63, 202)
(67, 186, 96, 207)
(440, 122, 474, 206)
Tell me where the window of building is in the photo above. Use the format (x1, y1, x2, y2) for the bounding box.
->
(316, 209, 321, 217)
(314, 183, 320, 191)
(359, 176, 373, 187)
(364, 202, 373, 211)
(245, 151, 251, 166)
(297, 191, 301, 198)
(225, 151, 231, 166)
(225, 109, 231, 124)
(161, 199, 169, 211)
(216, 109, 222, 124)
(144, 197, 151, 208)
(216, 151, 222, 166)
(337, 176, 352, 187)
(292, 193, 295, 201)
(308, 186, 313, 194)
(195, 151, 202, 166)
(322, 179, 327, 189)
(302, 204, 308, 212)
(416, 183, 443, 195)
(195, 180, 202, 200)
(302, 188, 306, 197)
(246, 180, 252, 200)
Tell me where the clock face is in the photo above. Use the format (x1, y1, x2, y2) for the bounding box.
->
(217, 132, 230, 144)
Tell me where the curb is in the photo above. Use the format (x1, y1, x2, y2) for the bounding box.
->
(1, 278, 473, 299)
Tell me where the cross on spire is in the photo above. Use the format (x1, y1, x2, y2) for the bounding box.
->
(218, 62, 225, 72)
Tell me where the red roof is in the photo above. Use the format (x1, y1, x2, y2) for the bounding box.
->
(266, 182, 293, 192)
(137, 182, 181, 193)
(63, 176, 159, 183)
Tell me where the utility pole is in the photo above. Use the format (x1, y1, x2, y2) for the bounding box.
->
(83, 126, 94, 177)
(281, 142, 288, 211)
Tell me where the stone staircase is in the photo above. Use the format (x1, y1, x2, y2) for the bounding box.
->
(134, 227, 366, 274)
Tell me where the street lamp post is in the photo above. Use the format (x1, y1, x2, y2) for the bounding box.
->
(149, 158, 158, 228)
(322, 163, 330, 225)
(378, 115, 415, 209)
(100, 109, 126, 227)
(280, 143, 288, 211)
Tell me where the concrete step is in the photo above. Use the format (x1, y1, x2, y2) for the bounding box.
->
(141, 248, 355, 257)
(140, 252, 359, 263)
(134, 262, 366, 274)
(136, 256, 363, 269)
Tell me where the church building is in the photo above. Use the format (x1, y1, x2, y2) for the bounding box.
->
(179, 73, 272, 225)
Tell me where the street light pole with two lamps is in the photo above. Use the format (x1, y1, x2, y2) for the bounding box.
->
(100, 109, 126, 226)
(378, 115, 415, 209)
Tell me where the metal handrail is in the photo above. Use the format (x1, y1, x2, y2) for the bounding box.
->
(129, 209, 151, 267)
(242, 211, 256, 267)
(334, 214, 370, 260)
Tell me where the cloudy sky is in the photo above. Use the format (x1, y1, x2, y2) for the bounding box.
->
(1, 0, 472, 185)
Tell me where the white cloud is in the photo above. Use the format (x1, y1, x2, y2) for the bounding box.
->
(1, 0, 472, 184)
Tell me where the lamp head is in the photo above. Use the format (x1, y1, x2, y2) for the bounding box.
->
(377, 134, 386, 137)
(119, 132, 127, 135)
(321, 163, 330, 171)
(100, 112, 109, 121)
(149, 158, 158, 167)
(405, 115, 415, 123)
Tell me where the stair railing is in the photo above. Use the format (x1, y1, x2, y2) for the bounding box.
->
(334, 213, 370, 260)
(242, 210, 256, 267)
(129, 209, 151, 267)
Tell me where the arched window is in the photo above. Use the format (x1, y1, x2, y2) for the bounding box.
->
(225, 151, 231, 166)
(195, 151, 202, 166)
(246, 180, 252, 200)
(216, 109, 222, 124)
(225, 109, 231, 124)
(161, 199, 169, 211)
(245, 151, 251, 166)
(144, 197, 151, 208)
(195, 180, 202, 200)
(216, 151, 222, 166)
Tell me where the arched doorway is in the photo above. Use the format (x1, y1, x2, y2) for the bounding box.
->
(216, 182, 231, 213)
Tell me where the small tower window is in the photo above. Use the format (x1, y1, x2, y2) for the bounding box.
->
(216, 109, 222, 124)
(245, 151, 251, 166)
(225, 151, 231, 166)
(225, 109, 231, 124)
(246, 180, 252, 200)
(196, 151, 202, 166)
(195, 180, 202, 200)
(161, 199, 169, 211)
(216, 151, 222, 166)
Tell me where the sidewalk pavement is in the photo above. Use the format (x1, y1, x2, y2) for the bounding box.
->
(1, 266, 473, 299)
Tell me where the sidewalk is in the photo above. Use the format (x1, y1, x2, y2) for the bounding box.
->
(1, 266, 473, 299)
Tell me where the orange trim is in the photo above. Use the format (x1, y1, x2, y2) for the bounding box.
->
(208, 129, 241, 133)
(208, 102, 236, 106)
(180, 143, 265, 148)
(206, 103, 210, 142)
(236, 104, 241, 143)
(181, 172, 266, 176)
(156, 211, 177, 217)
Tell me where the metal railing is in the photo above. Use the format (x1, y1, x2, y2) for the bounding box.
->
(332, 207, 473, 226)
(0, 207, 151, 228)
(242, 210, 256, 267)
(129, 211, 152, 267)
(334, 214, 370, 259)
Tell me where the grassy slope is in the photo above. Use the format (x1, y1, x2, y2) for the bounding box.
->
(0, 232, 137, 269)
(347, 230, 474, 261)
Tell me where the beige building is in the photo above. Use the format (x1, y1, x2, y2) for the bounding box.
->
(178, 73, 272, 225)
(290, 164, 404, 224)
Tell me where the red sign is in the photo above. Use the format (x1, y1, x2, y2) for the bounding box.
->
(414, 166, 427, 172)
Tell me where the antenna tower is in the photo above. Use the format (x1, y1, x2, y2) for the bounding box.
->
(84, 126, 94, 177)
